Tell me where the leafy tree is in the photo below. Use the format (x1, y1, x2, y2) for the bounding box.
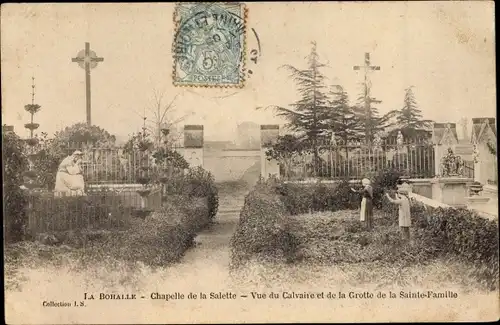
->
(31, 132, 68, 190)
(28, 124, 117, 189)
(152, 147, 189, 170)
(329, 85, 363, 152)
(387, 86, 433, 141)
(354, 84, 390, 144)
(123, 128, 189, 185)
(351, 61, 393, 144)
(259, 42, 331, 175)
(265, 134, 306, 179)
(53, 123, 116, 146)
(123, 131, 154, 154)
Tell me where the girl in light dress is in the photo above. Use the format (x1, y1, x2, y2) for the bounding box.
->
(385, 183, 412, 242)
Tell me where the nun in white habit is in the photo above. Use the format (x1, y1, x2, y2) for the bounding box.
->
(54, 150, 86, 197)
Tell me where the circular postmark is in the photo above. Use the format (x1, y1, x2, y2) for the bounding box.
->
(173, 3, 246, 87)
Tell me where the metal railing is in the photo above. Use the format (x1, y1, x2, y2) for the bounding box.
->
(61, 142, 183, 185)
(278, 141, 436, 181)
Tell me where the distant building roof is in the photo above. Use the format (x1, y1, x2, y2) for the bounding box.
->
(432, 123, 459, 145)
(471, 118, 496, 143)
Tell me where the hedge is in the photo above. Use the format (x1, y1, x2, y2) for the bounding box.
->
(230, 182, 298, 267)
(272, 168, 404, 215)
(163, 166, 219, 222)
(3, 131, 29, 242)
(111, 195, 211, 266)
(381, 199, 499, 290)
(47, 195, 212, 267)
(275, 180, 359, 215)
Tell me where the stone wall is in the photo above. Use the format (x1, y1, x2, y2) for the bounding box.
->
(204, 150, 261, 183)
(408, 178, 433, 199)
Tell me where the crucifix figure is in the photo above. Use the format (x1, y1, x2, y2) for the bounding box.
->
(353, 53, 381, 144)
(71, 42, 104, 126)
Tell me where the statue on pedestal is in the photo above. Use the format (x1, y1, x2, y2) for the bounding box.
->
(330, 131, 337, 147)
(440, 147, 464, 177)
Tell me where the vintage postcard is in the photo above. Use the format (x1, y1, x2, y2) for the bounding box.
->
(2, 2, 498, 324)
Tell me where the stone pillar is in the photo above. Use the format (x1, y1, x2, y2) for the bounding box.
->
(471, 118, 496, 185)
(431, 177, 472, 208)
(183, 125, 204, 168)
(260, 125, 280, 179)
(432, 122, 459, 176)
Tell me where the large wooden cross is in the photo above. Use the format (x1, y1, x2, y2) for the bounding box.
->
(71, 42, 104, 126)
(353, 53, 381, 143)
(353, 52, 381, 102)
(353, 53, 380, 73)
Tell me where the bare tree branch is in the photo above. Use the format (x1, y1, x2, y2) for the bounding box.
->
(160, 93, 180, 123)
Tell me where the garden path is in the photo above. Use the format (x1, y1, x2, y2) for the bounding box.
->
(179, 185, 247, 267)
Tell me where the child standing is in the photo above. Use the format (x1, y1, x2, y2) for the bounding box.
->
(351, 178, 374, 230)
(385, 183, 412, 241)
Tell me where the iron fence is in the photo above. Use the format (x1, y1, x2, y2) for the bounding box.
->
(61, 142, 183, 185)
(279, 141, 436, 181)
(463, 160, 475, 179)
(24, 141, 173, 235)
(26, 185, 162, 235)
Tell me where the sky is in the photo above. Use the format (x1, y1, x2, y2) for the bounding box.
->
(1, 2, 496, 141)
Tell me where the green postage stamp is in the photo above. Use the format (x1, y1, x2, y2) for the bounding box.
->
(172, 2, 247, 88)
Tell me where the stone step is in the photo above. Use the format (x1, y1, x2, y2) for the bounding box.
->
(217, 209, 242, 214)
(219, 203, 245, 207)
(219, 202, 245, 207)
(219, 198, 246, 203)
(219, 203, 244, 209)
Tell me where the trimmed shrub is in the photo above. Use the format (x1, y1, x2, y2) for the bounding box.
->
(277, 182, 314, 215)
(380, 196, 499, 290)
(103, 195, 210, 266)
(230, 186, 298, 266)
(330, 180, 360, 211)
(371, 168, 404, 208)
(184, 166, 219, 221)
(3, 131, 28, 242)
(163, 166, 219, 222)
(276, 180, 358, 215)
